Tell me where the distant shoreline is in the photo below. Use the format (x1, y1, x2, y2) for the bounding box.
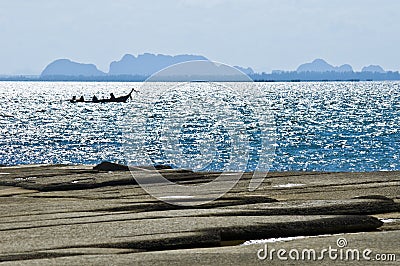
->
(0, 77, 399, 82)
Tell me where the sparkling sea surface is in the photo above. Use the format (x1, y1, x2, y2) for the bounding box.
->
(1, 81, 400, 172)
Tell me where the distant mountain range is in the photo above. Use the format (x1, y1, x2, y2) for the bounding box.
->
(294, 59, 389, 74)
(41, 53, 211, 77)
(0, 54, 387, 81)
(296, 59, 354, 73)
(40, 55, 388, 78)
(108, 53, 208, 76)
(41, 59, 106, 76)
(259, 59, 395, 81)
(361, 65, 386, 73)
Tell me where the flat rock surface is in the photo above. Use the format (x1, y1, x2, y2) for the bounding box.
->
(0, 165, 399, 264)
(7, 231, 397, 266)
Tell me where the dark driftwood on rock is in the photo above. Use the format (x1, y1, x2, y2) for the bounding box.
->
(93, 161, 129, 171)
(93, 162, 173, 172)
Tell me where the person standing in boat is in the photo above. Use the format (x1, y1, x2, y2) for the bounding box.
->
(110, 93, 116, 100)
(92, 95, 99, 103)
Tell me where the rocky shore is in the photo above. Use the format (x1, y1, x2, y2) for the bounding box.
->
(0, 164, 399, 265)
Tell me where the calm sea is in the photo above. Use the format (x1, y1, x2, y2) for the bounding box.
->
(1, 81, 399, 172)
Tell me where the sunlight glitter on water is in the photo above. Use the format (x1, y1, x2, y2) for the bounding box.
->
(1, 81, 400, 172)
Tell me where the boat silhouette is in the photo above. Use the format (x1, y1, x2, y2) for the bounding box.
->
(70, 89, 136, 103)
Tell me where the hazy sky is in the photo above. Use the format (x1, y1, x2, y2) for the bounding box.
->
(1, 0, 399, 74)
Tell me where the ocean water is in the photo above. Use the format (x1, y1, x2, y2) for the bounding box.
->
(1, 81, 400, 172)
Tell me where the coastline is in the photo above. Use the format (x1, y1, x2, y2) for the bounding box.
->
(0, 164, 399, 265)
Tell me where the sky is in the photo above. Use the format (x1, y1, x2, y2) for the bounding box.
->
(1, 0, 400, 75)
